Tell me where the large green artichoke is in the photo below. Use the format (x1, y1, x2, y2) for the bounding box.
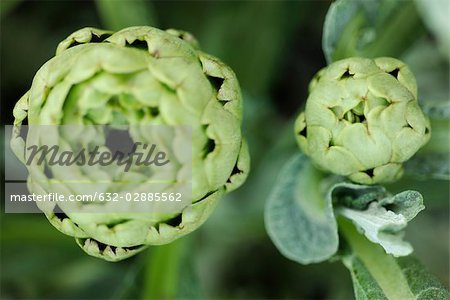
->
(295, 57, 430, 184)
(11, 26, 249, 261)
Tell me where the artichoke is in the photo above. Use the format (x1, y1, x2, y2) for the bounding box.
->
(11, 26, 249, 261)
(295, 57, 430, 184)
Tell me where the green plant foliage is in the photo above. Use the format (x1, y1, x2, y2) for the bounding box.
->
(401, 39, 450, 180)
(265, 154, 425, 263)
(343, 256, 387, 300)
(1, 0, 448, 298)
(414, 0, 450, 61)
(323, 0, 422, 63)
(264, 154, 338, 264)
(341, 219, 450, 300)
(336, 187, 424, 256)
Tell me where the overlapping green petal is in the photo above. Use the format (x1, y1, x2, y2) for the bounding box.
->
(295, 57, 430, 184)
(11, 26, 250, 261)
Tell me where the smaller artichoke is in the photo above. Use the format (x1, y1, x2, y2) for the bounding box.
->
(295, 57, 430, 184)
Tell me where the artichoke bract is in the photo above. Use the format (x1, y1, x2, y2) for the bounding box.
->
(11, 26, 249, 261)
(295, 57, 430, 184)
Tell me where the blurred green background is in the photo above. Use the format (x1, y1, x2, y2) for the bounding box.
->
(1, 0, 448, 299)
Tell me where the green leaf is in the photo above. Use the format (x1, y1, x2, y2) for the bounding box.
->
(264, 153, 339, 264)
(396, 256, 450, 300)
(323, 0, 423, 63)
(95, 0, 157, 30)
(343, 256, 388, 300)
(334, 184, 424, 256)
(415, 0, 450, 61)
(265, 157, 425, 263)
(340, 218, 450, 300)
(322, 0, 362, 63)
